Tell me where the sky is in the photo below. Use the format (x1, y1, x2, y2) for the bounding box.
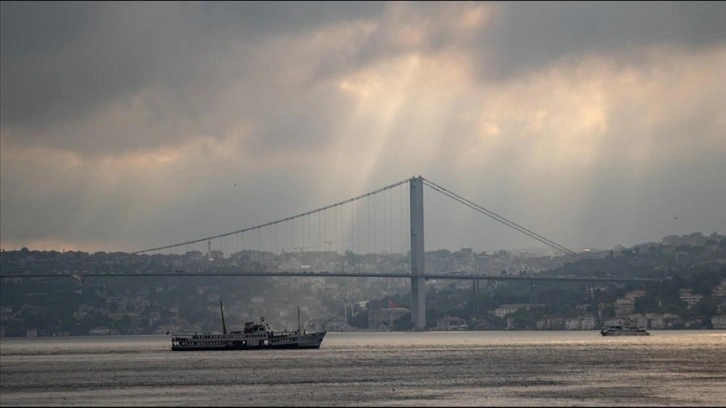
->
(1, 1, 725, 255)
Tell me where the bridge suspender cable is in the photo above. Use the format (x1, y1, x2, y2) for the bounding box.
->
(134, 176, 580, 258)
(133, 178, 411, 255)
(422, 178, 580, 258)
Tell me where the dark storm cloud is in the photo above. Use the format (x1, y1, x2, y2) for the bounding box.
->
(1, 2, 162, 129)
(0, 1, 384, 152)
(187, 1, 384, 37)
(3, 1, 723, 152)
(1, 1, 725, 253)
(475, 1, 726, 80)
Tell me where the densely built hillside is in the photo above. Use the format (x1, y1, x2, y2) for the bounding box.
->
(1, 232, 724, 336)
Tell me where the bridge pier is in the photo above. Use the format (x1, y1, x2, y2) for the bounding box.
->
(472, 279, 480, 319)
(410, 176, 426, 330)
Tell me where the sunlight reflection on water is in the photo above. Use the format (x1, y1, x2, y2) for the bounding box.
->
(1, 330, 725, 406)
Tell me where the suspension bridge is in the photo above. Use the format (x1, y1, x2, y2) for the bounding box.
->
(129, 176, 659, 329)
(2, 176, 662, 329)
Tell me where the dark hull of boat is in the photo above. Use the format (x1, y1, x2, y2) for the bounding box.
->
(172, 343, 322, 351)
(600, 330, 650, 336)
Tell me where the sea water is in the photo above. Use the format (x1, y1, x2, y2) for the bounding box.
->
(1, 330, 725, 406)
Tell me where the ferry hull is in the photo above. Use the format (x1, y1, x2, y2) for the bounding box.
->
(171, 343, 323, 351)
(170, 331, 327, 351)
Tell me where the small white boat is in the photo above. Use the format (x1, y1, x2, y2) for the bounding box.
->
(171, 300, 326, 351)
(600, 325, 650, 336)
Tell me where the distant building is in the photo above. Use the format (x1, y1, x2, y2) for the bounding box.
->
(185, 250, 203, 259)
(603, 318, 627, 327)
(325, 318, 354, 332)
(679, 289, 704, 308)
(368, 307, 410, 330)
(435, 316, 468, 330)
(494, 304, 543, 318)
(711, 315, 726, 329)
(563, 316, 598, 330)
(614, 298, 636, 316)
(646, 313, 666, 329)
(209, 250, 224, 261)
(580, 316, 598, 330)
(89, 326, 111, 335)
(564, 318, 581, 330)
(625, 290, 646, 299)
(536, 317, 565, 330)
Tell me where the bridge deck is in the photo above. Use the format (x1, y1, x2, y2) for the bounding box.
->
(0, 271, 663, 283)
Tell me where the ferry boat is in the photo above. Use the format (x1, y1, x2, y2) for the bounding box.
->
(600, 325, 650, 336)
(170, 301, 326, 351)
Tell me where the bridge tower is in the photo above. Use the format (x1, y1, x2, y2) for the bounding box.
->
(410, 176, 426, 329)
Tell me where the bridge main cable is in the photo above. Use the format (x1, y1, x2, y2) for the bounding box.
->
(133, 178, 411, 254)
(422, 178, 580, 258)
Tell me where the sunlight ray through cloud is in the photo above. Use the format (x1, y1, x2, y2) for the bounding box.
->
(1, 1, 724, 252)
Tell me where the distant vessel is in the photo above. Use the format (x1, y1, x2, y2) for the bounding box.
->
(600, 325, 650, 336)
(171, 300, 326, 351)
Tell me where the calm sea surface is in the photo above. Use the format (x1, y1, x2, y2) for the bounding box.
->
(1, 330, 725, 406)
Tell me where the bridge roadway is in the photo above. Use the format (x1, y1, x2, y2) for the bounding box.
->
(0, 270, 663, 283)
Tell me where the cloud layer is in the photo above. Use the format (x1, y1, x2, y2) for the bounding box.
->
(2, 1, 725, 253)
